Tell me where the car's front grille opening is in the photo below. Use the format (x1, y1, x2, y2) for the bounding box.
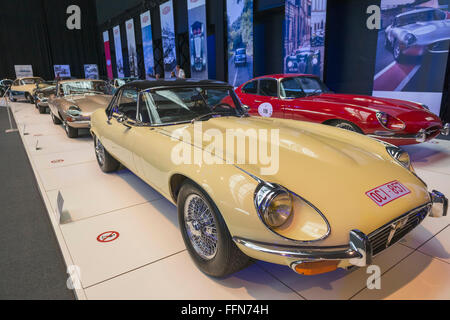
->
(429, 40, 450, 53)
(368, 205, 430, 256)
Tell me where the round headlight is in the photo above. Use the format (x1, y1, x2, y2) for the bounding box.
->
(376, 112, 389, 126)
(287, 61, 293, 68)
(405, 33, 416, 45)
(386, 145, 411, 169)
(255, 183, 293, 228)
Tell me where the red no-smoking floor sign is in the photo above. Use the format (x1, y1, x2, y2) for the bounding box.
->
(97, 231, 120, 243)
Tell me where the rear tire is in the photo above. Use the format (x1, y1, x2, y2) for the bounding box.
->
(178, 182, 252, 278)
(94, 135, 120, 173)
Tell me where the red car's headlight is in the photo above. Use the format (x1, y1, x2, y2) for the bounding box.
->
(376, 112, 406, 131)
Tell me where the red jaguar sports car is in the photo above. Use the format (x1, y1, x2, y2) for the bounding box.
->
(236, 74, 449, 145)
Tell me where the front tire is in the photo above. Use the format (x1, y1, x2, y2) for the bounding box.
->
(9, 92, 16, 102)
(178, 182, 251, 278)
(64, 122, 78, 138)
(25, 93, 34, 104)
(94, 135, 120, 173)
(393, 40, 404, 62)
(51, 112, 62, 124)
(327, 120, 363, 134)
(38, 105, 46, 114)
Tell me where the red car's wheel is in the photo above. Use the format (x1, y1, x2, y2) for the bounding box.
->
(327, 120, 363, 134)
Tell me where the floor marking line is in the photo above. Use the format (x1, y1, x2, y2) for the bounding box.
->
(255, 263, 307, 300)
(84, 249, 187, 290)
(374, 61, 397, 80)
(394, 64, 421, 91)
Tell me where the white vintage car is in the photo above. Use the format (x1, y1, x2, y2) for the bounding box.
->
(385, 7, 450, 61)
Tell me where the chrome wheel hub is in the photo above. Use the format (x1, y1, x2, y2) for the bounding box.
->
(184, 194, 218, 260)
(95, 137, 105, 166)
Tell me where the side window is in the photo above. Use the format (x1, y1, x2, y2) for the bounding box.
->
(259, 79, 278, 97)
(114, 89, 138, 120)
(13, 80, 19, 86)
(242, 81, 257, 94)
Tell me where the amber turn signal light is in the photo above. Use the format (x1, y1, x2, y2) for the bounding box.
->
(293, 260, 339, 276)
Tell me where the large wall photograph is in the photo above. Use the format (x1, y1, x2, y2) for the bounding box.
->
(160, 0, 177, 78)
(125, 18, 138, 78)
(113, 25, 125, 78)
(102, 31, 114, 80)
(283, 0, 327, 78)
(227, 0, 254, 87)
(372, 0, 449, 115)
(188, 0, 208, 79)
(140, 11, 155, 79)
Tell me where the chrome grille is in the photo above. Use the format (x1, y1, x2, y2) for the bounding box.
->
(368, 204, 430, 256)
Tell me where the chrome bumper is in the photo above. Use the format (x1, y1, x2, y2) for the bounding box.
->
(440, 123, 450, 136)
(234, 191, 447, 272)
(369, 125, 446, 143)
(430, 190, 448, 218)
(67, 120, 91, 129)
(234, 229, 371, 271)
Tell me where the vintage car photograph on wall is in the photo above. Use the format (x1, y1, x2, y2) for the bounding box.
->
(48, 79, 112, 138)
(90, 79, 447, 278)
(373, 3, 449, 93)
(236, 74, 449, 145)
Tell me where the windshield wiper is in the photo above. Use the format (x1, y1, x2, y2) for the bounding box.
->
(191, 112, 222, 124)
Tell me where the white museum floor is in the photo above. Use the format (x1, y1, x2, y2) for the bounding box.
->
(4, 100, 450, 300)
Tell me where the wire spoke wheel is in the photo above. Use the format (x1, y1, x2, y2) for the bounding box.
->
(184, 194, 218, 260)
(335, 122, 356, 132)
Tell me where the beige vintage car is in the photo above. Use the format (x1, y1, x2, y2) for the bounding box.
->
(9, 77, 50, 103)
(48, 79, 112, 138)
(90, 80, 447, 277)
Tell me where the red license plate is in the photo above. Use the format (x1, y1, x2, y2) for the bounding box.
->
(366, 181, 411, 207)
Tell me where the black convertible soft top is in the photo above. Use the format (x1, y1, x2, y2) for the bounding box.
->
(122, 79, 231, 91)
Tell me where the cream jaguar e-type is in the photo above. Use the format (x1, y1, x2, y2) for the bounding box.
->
(90, 80, 447, 277)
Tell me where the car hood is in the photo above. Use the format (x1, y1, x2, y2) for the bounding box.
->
(399, 19, 450, 40)
(160, 116, 430, 243)
(64, 94, 112, 115)
(309, 93, 441, 121)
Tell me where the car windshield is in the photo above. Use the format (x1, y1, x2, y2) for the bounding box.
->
(61, 81, 109, 96)
(117, 78, 138, 87)
(280, 77, 329, 98)
(397, 9, 445, 26)
(140, 87, 241, 125)
(22, 78, 42, 85)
